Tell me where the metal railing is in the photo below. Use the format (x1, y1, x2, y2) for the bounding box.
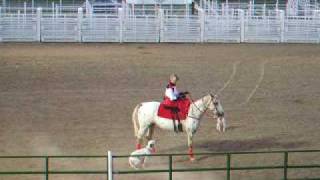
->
(1, 7, 320, 43)
(0, 155, 108, 180)
(0, 150, 319, 180)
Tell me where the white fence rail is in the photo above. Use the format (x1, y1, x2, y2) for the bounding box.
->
(1, 7, 320, 43)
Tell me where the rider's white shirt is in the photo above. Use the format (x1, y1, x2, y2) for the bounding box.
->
(165, 87, 179, 100)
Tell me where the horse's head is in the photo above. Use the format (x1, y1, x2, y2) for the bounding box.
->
(209, 94, 227, 132)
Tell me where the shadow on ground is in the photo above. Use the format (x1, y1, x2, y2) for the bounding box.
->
(162, 136, 308, 153)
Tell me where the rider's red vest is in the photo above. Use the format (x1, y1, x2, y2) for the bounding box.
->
(163, 82, 178, 107)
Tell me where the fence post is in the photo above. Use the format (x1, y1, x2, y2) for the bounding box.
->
(77, 7, 83, 42)
(284, 152, 288, 180)
(0, 6, 1, 41)
(279, 10, 285, 43)
(198, 8, 205, 43)
(36, 7, 42, 42)
(118, 8, 123, 43)
(168, 155, 173, 180)
(226, 153, 231, 180)
(45, 156, 49, 180)
(107, 151, 113, 180)
(0, 6, 2, 42)
(158, 9, 164, 43)
(239, 9, 244, 43)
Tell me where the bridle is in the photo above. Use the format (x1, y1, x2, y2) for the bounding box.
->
(187, 93, 219, 119)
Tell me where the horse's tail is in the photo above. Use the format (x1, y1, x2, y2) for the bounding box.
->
(132, 103, 142, 137)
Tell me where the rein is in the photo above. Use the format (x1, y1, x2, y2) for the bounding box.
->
(187, 93, 204, 113)
(187, 93, 216, 119)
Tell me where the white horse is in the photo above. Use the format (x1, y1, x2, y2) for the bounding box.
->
(132, 93, 226, 161)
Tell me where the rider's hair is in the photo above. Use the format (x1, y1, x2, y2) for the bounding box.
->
(170, 73, 179, 81)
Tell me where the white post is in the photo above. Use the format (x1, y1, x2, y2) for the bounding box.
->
(56, 4, 59, 17)
(0, 6, 2, 42)
(60, 0, 62, 15)
(170, 0, 173, 15)
(185, 0, 188, 16)
(107, 151, 113, 180)
(32, 0, 34, 11)
(279, 10, 285, 43)
(226, 0, 229, 11)
(85, 0, 89, 15)
(119, 8, 123, 43)
(263, 4, 266, 18)
(199, 8, 205, 42)
(24, 2, 26, 15)
(18, 10, 20, 26)
(77, 7, 83, 42)
(239, 9, 244, 43)
(37, 7, 42, 42)
(52, 2, 55, 16)
(159, 9, 164, 43)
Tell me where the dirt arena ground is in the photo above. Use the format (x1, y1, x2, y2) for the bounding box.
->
(0, 43, 320, 180)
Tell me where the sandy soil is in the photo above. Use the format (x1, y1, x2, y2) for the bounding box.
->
(0, 43, 320, 180)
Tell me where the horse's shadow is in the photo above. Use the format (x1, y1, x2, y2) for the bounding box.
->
(160, 136, 308, 162)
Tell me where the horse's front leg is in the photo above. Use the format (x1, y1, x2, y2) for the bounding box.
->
(146, 124, 156, 151)
(187, 133, 195, 161)
(146, 124, 155, 141)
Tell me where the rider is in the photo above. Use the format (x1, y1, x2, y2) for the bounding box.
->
(163, 74, 188, 132)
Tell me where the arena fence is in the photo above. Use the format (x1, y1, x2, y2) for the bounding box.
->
(0, 7, 320, 43)
(0, 150, 319, 180)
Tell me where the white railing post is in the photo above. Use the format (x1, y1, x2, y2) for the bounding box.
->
(158, 9, 164, 43)
(77, 7, 83, 42)
(279, 10, 285, 43)
(32, 0, 34, 11)
(198, 8, 205, 43)
(0, 6, 2, 42)
(118, 8, 123, 43)
(24, 2, 27, 15)
(316, 10, 320, 43)
(239, 9, 244, 43)
(36, 7, 42, 42)
(107, 151, 113, 180)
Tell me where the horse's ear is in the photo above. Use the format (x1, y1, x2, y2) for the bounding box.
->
(209, 92, 218, 99)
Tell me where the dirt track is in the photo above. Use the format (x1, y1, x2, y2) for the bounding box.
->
(0, 43, 320, 180)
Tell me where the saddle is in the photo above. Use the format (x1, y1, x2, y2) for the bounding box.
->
(158, 96, 191, 133)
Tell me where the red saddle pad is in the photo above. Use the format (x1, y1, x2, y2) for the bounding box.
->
(157, 98, 191, 120)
